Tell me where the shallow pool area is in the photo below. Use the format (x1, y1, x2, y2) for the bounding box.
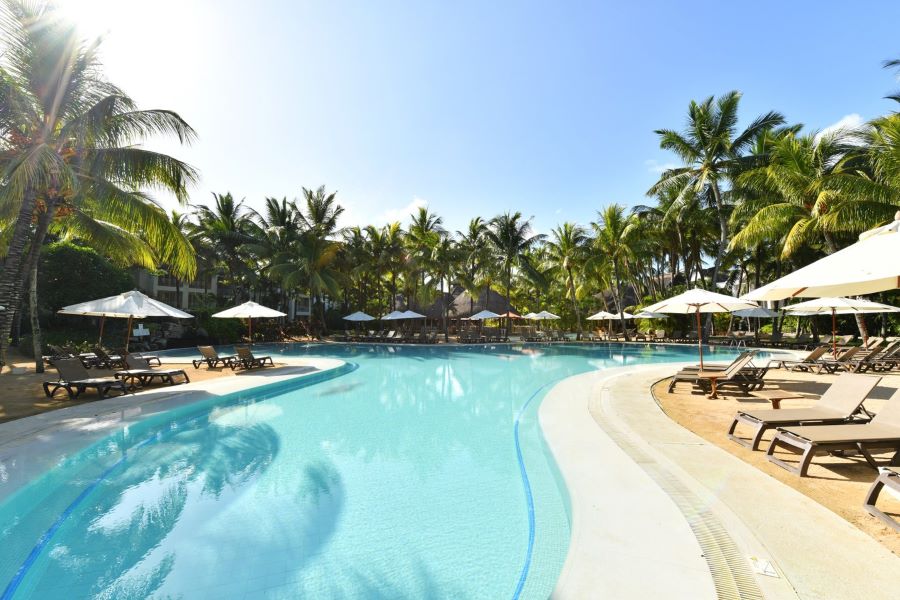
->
(0, 343, 746, 599)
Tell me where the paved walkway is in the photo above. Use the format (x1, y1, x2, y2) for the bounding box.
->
(541, 364, 900, 599)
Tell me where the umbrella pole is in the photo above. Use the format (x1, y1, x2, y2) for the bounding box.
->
(98, 316, 106, 345)
(125, 315, 132, 352)
(249, 317, 253, 344)
(832, 308, 837, 357)
(696, 310, 703, 369)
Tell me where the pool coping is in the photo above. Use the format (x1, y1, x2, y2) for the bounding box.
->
(540, 363, 900, 600)
(0, 357, 346, 502)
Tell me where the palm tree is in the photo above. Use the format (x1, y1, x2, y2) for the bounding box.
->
(193, 193, 256, 302)
(406, 206, 444, 307)
(456, 217, 490, 316)
(591, 205, 639, 340)
(298, 186, 344, 238)
(0, 2, 198, 367)
(546, 222, 588, 336)
(430, 235, 458, 341)
(485, 212, 544, 329)
(648, 92, 785, 289)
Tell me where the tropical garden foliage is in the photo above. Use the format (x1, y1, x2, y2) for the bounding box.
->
(3, 1, 900, 371)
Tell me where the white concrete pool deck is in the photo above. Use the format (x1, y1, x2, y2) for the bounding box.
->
(0, 357, 344, 502)
(542, 363, 900, 600)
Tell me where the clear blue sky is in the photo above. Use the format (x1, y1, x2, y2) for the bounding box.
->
(63, 0, 900, 235)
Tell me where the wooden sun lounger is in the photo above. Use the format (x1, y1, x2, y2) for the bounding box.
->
(864, 468, 900, 532)
(115, 355, 190, 388)
(727, 373, 880, 450)
(43, 358, 129, 400)
(192, 346, 237, 368)
(232, 346, 274, 370)
(766, 388, 900, 476)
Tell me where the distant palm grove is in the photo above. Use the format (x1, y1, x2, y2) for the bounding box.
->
(2, 1, 900, 368)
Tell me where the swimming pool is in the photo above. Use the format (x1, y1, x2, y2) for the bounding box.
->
(0, 343, 744, 599)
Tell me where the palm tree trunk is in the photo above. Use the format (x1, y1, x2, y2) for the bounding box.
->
(0, 188, 37, 371)
(613, 261, 629, 341)
(567, 267, 582, 337)
(28, 258, 43, 373)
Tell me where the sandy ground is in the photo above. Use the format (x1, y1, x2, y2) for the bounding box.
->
(654, 366, 900, 555)
(0, 349, 282, 423)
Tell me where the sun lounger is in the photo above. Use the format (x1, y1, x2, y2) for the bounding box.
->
(863, 468, 900, 532)
(92, 347, 127, 369)
(115, 355, 190, 387)
(129, 352, 161, 366)
(192, 346, 238, 368)
(668, 353, 762, 397)
(43, 358, 129, 399)
(727, 373, 881, 450)
(766, 387, 900, 476)
(813, 346, 861, 373)
(767, 345, 830, 371)
(232, 346, 274, 370)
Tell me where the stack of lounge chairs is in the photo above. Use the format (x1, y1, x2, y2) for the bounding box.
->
(193, 346, 238, 369)
(668, 351, 768, 398)
(43, 358, 129, 399)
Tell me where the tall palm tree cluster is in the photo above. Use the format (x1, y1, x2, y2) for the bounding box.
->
(3, 2, 900, 370)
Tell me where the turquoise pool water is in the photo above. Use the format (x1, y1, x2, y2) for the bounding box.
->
(0, 343, 744, 599)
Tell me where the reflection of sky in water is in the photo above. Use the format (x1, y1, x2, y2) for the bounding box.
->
(0, 343, 747, 599)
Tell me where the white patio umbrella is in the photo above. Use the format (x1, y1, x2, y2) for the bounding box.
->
(522, 312, 539, 319)
(343, 311, 375, 322)
(744, 212, 900, 301)
(469, 310, 501, 320)
(643, 288, 759, 368)
(212, 301, 286, 343)
(399, 310, 426, 319)
(536, 310, 560, 319)
(586, 310, 617, 320)
(633, 310, 669, 319)
(59, 289, 193, 350)
(783, 297, 900, 355)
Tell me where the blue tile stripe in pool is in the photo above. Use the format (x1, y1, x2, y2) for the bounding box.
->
(1, 362, 358, 600)
(511, 378, 563, 600)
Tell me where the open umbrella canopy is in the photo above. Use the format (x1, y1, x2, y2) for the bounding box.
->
(59, 290, 193, 350)
(644, 288, 759, 314)
(343, 311, 375, 322)
(783, 297, 900, 316)
(399, 310, 426, 319)
(633, 310, 669, 319)
(212, 301, 286, 319)
(744, 213, 900, 301)
(536, 310, 560, 320)
(497, 311, 521, 319)
(469, 310, 501, 320)
(643, 288, 758, 368)
(586, 310, 617, 320)
(59, 290, 193, 319)
(733, 307, 779, 318)
(381, 310, 405, 320)
(522, 312, 539, 319)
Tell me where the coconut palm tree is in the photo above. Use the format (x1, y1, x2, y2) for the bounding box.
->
(485, 212, 544, 329)
(456, 217, 490, 315)
(546, 222, 588, 336)
(193, 193, 257, 302)
(590, 204, 639, 340)
(298, 186, 344, 238)
(0, 1, 198, 367)
(648, 92, 785, 289)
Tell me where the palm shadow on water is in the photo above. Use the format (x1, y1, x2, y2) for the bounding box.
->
(20, 419, 285, 599)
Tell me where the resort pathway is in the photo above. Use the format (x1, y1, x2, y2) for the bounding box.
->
(541, 364, 900, 600)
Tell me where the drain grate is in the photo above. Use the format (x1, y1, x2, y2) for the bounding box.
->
(593, 389, 765, 600)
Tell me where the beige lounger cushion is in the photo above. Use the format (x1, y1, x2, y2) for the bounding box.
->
(738, 373, 880, 423)
(777, 423, 900, 444)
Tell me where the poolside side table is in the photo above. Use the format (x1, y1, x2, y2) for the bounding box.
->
(747, 389, 805, 410)
(696, 370, 726, 399)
